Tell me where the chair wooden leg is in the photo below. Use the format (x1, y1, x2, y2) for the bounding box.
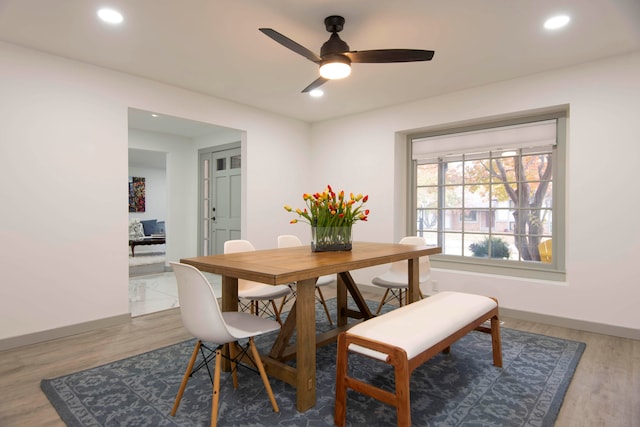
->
(248, 337, 279, 413)
(278, 295, 287, 314)
(279, 283, 296, 314)
(271, 299, 283, 325)
(211, 348, 222, 427)
(171, 340, 201, 416)
(316, 286, 333, 326)
(375, 289, 390, 315)
(229, 342, 239, 389)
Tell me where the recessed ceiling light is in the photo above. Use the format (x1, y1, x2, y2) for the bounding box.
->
(151, 114, 159, 118)
(97, 8, 124, 25)
(544, 15, 570, 30)
(309, 89, 324, 97)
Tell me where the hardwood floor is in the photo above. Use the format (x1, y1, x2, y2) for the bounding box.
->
(0, 286, 637, 426)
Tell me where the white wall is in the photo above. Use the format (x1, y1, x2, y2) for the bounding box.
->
(0, 41, 311, 346)
(311, 51, 640, 337)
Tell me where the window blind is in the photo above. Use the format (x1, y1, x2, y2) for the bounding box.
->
(412, 119, 557, 161)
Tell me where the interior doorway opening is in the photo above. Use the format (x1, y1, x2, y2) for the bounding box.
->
(127, 107, 243, 316)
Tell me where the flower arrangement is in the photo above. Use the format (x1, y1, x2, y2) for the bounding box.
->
(284, 184, 369, 251)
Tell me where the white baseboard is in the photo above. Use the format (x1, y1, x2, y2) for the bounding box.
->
(359, 283, 639, 340)
(498, 307, 640, 340)
(0, 313, 130, 351)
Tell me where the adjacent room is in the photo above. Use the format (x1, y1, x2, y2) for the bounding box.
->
(1, 1, 638, 426)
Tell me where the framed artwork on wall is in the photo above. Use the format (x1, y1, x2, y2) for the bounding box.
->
(129, 176, 145, 212)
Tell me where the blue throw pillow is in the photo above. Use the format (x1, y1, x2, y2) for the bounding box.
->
(140, 219, 157, 236)
(156, 221, 165, 234)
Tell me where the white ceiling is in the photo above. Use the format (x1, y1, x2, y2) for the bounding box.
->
(1, 0, 639, 125)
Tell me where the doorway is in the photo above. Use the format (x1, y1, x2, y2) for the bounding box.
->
(127, 108, 243, 316)
(199, 143, 242, 256)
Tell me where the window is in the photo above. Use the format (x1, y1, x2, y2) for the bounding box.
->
(409, 112, 566, 280)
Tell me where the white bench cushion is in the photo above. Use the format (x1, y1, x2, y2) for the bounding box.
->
(347, 291, 497, 361)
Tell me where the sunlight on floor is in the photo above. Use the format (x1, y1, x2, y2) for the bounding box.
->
(128, 271, 222, 317)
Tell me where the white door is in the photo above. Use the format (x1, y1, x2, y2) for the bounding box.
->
(198, 144, 241, 256)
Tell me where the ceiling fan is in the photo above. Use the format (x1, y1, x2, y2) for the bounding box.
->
(259, 15, 435, 93)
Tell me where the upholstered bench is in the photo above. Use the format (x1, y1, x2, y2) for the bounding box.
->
(334, 291, 502, 427)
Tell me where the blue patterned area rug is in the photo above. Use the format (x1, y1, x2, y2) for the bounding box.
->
(41, 299, 585, 426)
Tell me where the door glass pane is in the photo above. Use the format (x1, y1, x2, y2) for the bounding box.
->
(230, 155, 241, 169)
(217, 158, 226, 171)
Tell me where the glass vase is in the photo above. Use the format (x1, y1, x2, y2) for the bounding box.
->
(311, 226, 353, 252)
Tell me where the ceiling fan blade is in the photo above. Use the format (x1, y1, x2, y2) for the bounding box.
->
(345, 49, 435, 63)
(301, 77, 329, 93)
(259, 28, 322, 63)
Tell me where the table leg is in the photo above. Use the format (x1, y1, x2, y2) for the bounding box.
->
(295, 278, 316, 411)
(221, 275, 239, 371)
(408, 257, 420, 303)
(336, 273, 348, 327)
(338, 272, 373, 320)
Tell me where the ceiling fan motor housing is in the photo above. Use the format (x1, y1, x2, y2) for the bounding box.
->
(321, 33, 350, 58)
(324, 15, 345, 33)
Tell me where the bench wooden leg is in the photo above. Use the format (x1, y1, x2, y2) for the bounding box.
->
(491, 314, 503, 367)
(334, 333, 348, 427)
(393, 356, 411, 427)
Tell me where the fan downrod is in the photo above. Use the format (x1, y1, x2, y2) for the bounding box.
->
(324, 15, 345, 33)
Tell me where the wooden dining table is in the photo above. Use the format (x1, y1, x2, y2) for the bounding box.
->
(180, 241, 441, 412)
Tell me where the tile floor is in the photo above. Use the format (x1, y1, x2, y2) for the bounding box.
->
(128, 271, 222, 317)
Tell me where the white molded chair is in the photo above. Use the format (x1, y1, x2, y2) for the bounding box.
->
(371, 236, 431, 314)
(224, 239, 292, 325)
(277, 234, 335, 326)
(169, 262, 280, 427)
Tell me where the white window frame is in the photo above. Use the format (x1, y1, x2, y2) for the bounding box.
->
(408, 111, 567, 281)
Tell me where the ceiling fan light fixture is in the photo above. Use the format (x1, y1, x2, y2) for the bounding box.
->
(544, 14, 570, 30)
(319, 55, 351, 79)
(97, 8, 124, 24)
